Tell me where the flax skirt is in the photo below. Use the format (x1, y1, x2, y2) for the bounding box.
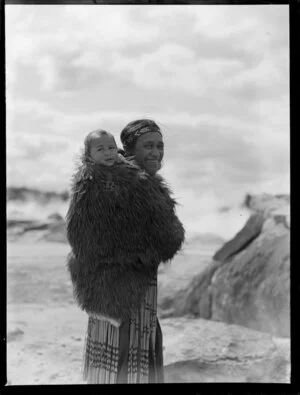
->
(82, 277, 164, 384)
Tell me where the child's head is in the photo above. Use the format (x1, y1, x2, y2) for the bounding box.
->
(84, 129, 118, 166)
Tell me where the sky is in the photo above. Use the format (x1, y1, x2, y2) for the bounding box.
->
(5, 4, 290, 236)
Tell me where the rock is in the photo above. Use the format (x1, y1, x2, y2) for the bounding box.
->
(7, 218, 68, 244)
(218, 206, 231, 213)
(42, 221, 67, 243)
(182, 197, 290, 338)
(7, 220, 49, 242)
(47, 213, 63, 222)
(210, 230, 290, 337)
(176, 260, 220, 319)
(213, 213, 265, 262)
(246, 193, 289, 215)
(25, 223, 50, 231)
(271, 204, 290, 228)
(7, 219, 37, 229)
(157, 251, 214, 318)
(7, 328, 24, 342)
(186, 233, 225, 247)
(7, 187, 69, 204)
(157, 213, 272, 321)
(164, 194, 290, 338)
(162, 317, 290, 383)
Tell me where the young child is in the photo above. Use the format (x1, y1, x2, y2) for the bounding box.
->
(74, 129, 127, 326)
(84, 129, 121, 167)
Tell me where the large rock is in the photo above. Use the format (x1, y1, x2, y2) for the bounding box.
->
(157, 241, 221, 318)
(210, 226, 290, 337)
(173, 260, 220, 319)
(159, 194, 290, 338)
(162, 317, 290, 383)
(185, 196, 290, 337)
(47, 212, 64, 222)
(7, 216, 67, 244)
(245, 193, 290, 215)
(213, 213, 265, 262)
(7, 187, 69, 203)
(42, 221, 67, 243)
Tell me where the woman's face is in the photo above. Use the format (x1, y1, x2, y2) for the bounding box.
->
(132, 132, 164, 175)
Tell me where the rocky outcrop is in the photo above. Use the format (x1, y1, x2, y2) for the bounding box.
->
(213, 213, 265, 262)
(209, 194, 290, 337)
(162, 317, 290, 383)
(158, 194, 290, 338)
(7, 187, 69, 203)
(158, 259, 219, 319)
(47, 213, 64, 222)
(7, 214, 67, 243)
(210, 225, 289, 337)
(42, 221, 67, 243)
(244, 193, 290, 214)
(157, 240, 223, 319)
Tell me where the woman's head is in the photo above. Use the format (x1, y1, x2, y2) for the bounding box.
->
(120, 119, 164, 175)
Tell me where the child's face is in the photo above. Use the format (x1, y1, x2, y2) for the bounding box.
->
(89, 135, 118, 166)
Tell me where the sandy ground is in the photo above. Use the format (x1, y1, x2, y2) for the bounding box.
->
(7, 240, 215, 385)
(7, 242, 87, 385)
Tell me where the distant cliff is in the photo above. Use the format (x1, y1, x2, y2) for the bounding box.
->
(7, 187, 69, 243)
(7, 187, 69, 203)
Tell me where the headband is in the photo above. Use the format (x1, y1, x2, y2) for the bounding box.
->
(121, 123, 162, 153)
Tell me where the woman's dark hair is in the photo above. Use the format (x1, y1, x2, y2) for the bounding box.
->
(120, 119, 162, 155)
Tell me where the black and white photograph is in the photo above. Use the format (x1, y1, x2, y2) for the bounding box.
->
(6, 2, 290, 385)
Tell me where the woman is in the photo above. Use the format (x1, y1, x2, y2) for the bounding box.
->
(66, 119, 185, 384)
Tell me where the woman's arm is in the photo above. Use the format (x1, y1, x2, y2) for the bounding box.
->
(142, 175, 185, 263)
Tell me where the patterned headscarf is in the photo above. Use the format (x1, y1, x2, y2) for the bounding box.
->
(120, 119, 162, 154)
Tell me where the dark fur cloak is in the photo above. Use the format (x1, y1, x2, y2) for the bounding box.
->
(66, 155, 185, 321)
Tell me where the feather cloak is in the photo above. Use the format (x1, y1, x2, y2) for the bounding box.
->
(66, 155, 185, 321)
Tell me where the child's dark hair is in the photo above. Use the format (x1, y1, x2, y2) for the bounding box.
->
(84, 129, 115, 156)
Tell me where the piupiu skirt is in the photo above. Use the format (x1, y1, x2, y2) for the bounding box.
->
(83, 276, 164, 384)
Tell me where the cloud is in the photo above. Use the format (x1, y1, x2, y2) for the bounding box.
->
(7, 128, 72, 165)
(159, 116, 289, 210)
(5, 2, 289, 135)
(5, 4, 290, 227)
(6, 95, 289, 196)
(7, 130, 78, 192)
(6, 4, 288, 99)
(5, 4, 160, 93)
